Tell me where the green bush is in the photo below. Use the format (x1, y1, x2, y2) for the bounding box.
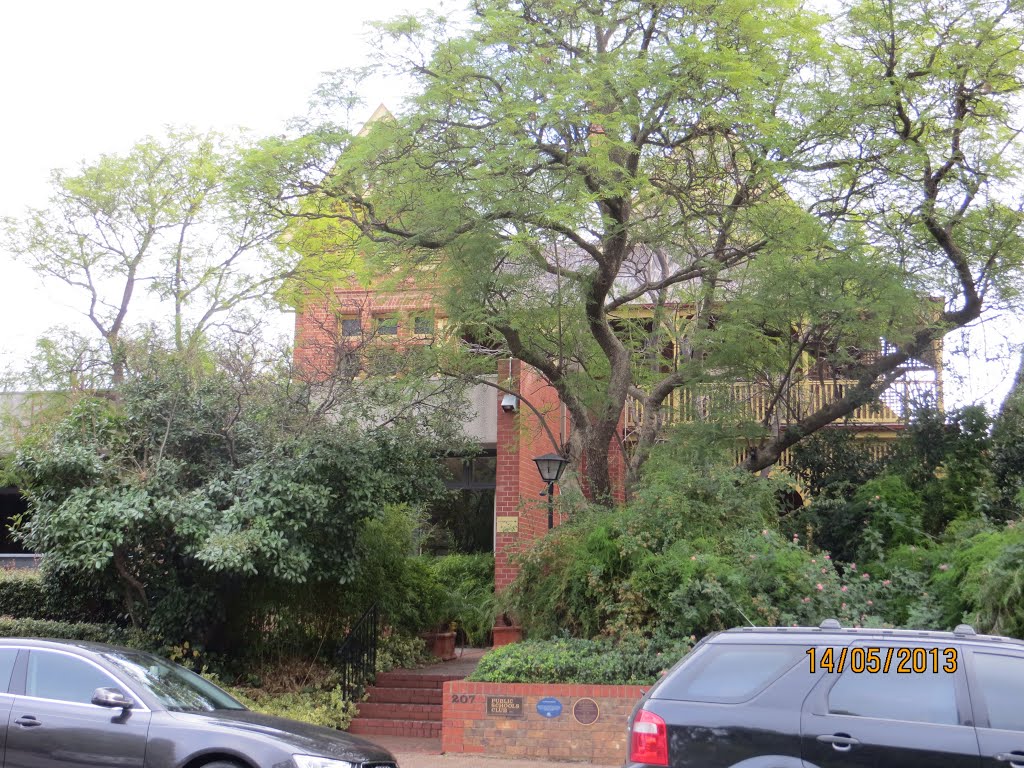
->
(469, 636, 693, 685)
(424, 553, 495, 645)
(225, 685, 359, 730)
(0, 616, 156, 649)
(0, 568, 122, 624)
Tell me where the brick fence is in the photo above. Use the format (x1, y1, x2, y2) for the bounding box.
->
(442, 681, 648, 763)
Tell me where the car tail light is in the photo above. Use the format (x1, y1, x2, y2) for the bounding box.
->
(630, 708, 668, 766)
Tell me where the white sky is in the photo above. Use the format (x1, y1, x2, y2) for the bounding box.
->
(0, 0, 1020, 409)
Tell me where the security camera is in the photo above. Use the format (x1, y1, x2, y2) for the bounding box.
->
(501, 393, 519, 413)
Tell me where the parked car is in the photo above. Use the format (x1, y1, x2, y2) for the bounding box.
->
(0, 637, 398, 768)
(627, 618, 1024, 767)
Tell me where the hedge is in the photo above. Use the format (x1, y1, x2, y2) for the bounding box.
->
(0, 569, 120, 624)
(0, 616, 156, 650)
(469, 636, 694, 686)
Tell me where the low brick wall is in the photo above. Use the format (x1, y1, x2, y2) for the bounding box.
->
(442, 681, 647, 763)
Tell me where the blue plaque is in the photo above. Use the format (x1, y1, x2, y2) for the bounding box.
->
(536, 697, 563, 719)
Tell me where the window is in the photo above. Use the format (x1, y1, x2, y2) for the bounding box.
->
(828, 654, 958, 725)
(0, 648, 18, 692)
(414, 315, 435, 335)
(376, 317, 398, 335)
(101, 650, 244, 712)
(658, 644, 804, 702)
(973, 652, 1024, 731)
(340, 318, 361, 337)
(26, 651, 119, 705)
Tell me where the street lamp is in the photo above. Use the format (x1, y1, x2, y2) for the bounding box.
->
(533, 452, 569, 529)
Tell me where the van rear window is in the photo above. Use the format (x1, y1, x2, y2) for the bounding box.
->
(656, 644, 805, 702)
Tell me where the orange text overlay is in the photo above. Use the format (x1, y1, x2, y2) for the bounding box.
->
(806, 647, 959, 674)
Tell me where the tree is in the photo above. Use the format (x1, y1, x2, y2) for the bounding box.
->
(260, 0, 1024, 500)
(5, 129, 291, 385)
(12, 340, 455, 648)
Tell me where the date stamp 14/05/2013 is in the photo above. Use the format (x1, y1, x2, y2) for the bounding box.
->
(806, 646, 959, 674)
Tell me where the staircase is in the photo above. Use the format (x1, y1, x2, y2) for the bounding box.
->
(348, 670, 461, 739)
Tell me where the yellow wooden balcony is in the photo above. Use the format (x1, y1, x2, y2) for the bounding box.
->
(625, 378, 928, 434)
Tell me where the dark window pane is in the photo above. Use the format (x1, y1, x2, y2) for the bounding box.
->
(974, 652, 1024, 731)
(341, 318, 361, 337)
(442, 458, 466, 483)
(828, 659, 958, 725)
(0, 648, 18, 692)
(27, 651, 118, 704)
(472, 457, 497, 485)
(658, 644, 804, 702)
(414, 316, 434, 335)
(376, 318, 398, 335)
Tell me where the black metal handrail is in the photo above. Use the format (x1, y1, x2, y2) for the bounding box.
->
(336, 602, 380, 698)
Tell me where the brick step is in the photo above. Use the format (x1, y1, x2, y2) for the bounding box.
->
(357, 701, 441, 721)
(364, 686, 443, 705)
(348, 717, 441, 738)
(373, 672, 460, 689)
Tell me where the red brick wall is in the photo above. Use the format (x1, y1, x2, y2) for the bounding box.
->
(442, 680, 647, 764)
(494, 360, 566, 592)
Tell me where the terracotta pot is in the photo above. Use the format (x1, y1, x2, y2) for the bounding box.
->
(491, 625, 523, 648)
(422, 630, 457, 660)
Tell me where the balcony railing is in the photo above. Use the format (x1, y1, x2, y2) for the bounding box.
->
(626, 378, 934, 434)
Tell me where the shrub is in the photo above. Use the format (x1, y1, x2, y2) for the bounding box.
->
(0, 616, 156, 649)
(226, 685, 359, 730)
(0, 567, 122, 624)
(424, 553, 495, 645)
(469, 635, 693, 685)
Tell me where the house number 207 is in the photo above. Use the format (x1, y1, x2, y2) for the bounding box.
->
(451, 694, 476, 704)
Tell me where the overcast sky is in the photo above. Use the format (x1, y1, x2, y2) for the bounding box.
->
(0, 0, 1020, 408)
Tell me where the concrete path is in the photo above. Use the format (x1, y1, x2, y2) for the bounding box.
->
(392, 752, 619, 768)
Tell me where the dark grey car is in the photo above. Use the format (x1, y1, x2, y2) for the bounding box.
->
(0, 638, 399, 768)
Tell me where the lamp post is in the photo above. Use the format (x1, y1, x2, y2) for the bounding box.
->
(533, 452, 569, 529)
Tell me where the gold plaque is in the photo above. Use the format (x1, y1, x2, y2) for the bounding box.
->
(496, 516, 519, 533)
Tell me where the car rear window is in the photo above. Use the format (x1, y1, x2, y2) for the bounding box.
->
(656, 643, 805, 702)
(972, 652, 1024, 731)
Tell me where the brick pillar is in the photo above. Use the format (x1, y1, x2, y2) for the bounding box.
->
(493, 362, 566, 595)
(494, 359, 522, 593)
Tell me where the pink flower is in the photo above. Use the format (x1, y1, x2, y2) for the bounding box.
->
(841, 586, 848, 592)
(939, 563, 950, 571)
(690, 555, 697, 561)
(882, 579, 891, 587)
(802, 597, 811, 603)
(811, 559, 817, 564)
(841, 602, 847, 609)
(850, 563, 857, 571)
(821, 568, 827, 574)
(862, 573, 870, 580)
(824, 554, 831, 560)
(867, 600, 873, 606)
(816, 583, 824, 591)
(762, 529, 769, 536)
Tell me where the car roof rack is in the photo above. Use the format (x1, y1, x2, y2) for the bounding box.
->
(819, 618, 842, 630)
(953, 623, 977, 636)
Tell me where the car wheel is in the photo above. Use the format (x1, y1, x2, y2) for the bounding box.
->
(199, 762, 246, 768)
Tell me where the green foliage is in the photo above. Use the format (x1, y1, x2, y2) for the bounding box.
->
(12, 348, 451, 653)
(229, 686, 359, 731)
(889, 406, 994, 532)
(423, 553, 496, 645)
(0, 568, 120, 624)
(502, 446, 897, 639)
(786, 431, 884, 500)
(469, 636, 693, 686)
(0, 616, 156, 649)
(375, 630, 430, 674)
